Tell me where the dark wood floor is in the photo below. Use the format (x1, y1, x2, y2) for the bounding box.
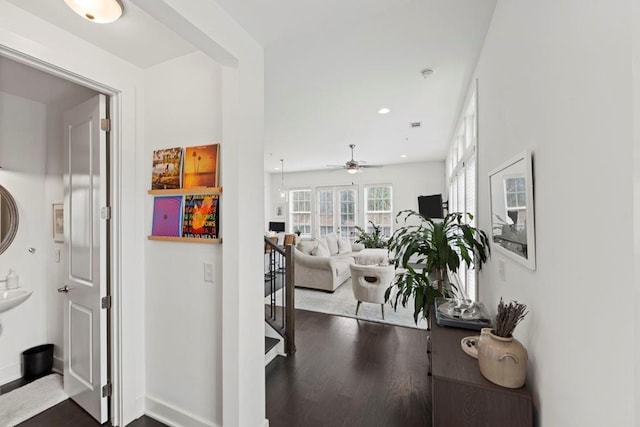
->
(17, 399, 165, 426)
(0, 376, 164, 426)
(266, 309, 432, 427)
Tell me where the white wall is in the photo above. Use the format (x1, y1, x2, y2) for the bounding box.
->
(2, 2, 266, 425)
(0, 2, 146, 424)
(0, 91, 48, 384)
(268, 161, 445, 232)
(144, 51, 224, 426)
(145, 3, 267, 426)
(633, 0, 640, 423)
(473, 1, 633, 425)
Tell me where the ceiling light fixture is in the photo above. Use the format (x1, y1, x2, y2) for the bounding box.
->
(378, 108, 391, 114)
(347, 167, 359, 175)
(64, 0, 123, 24)
(278, 159, 288, 202)
(400, 154, 407, 158)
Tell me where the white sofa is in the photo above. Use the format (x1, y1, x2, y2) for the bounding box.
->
(294, 234, 366, 292)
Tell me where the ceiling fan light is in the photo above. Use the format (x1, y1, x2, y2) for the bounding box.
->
(64, 0, 123, 24)
(347, 168, 359, 175)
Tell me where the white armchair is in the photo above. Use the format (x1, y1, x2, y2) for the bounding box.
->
(350, 264, 395, 319)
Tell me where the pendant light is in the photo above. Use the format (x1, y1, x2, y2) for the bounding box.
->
(64, 0, 123, 24)
(278, 159, 288, 202)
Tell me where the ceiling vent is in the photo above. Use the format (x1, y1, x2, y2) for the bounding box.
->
(410, 122, 422, 128)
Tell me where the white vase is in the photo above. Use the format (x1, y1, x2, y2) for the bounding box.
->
(477, 327, 527, 388)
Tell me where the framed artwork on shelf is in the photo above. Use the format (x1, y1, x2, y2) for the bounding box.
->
(488, 150, 536, 270)
(183, 194, 220, 239)
(183, 144, 220, 189)
(151, 147, 183, 190)
(52, 203, 64, 242)
(151, 196, 183, 237)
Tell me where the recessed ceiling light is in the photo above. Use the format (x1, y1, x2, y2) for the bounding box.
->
(378, 108, 391, 115)
(274, 167, 280, 170)
(421, 68, 434, 79)
(400, 154, 408, 158)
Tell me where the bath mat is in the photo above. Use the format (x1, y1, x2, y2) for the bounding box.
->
(0, 373, 67, 426)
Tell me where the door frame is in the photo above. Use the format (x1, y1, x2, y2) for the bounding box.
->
(0, 47, 124, 425)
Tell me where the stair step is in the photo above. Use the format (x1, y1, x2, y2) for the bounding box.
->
(265, 337, 280, 354)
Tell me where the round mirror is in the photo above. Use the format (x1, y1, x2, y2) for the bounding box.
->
(0, 185, 19, 255)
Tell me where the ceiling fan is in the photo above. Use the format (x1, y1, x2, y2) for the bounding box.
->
(327, 144, 383, 174)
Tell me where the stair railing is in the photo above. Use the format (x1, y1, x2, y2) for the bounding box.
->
(264, 236, 296, 354)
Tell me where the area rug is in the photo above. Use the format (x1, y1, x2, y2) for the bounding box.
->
(268, 280, 428, 330)
(0, 374, 67, 426)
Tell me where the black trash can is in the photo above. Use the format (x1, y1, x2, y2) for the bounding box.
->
(22, 344, 54, 380)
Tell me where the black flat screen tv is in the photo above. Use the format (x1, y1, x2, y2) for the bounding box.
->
(418, 194, 444, 219)
(268, 221, 286, 232)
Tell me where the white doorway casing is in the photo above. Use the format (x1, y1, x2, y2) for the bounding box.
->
(0, 1, 266, 426)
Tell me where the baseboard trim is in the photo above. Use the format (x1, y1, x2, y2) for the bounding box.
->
(52, 356, 63, 374)
(145, 395, 219, 427)
(136, 395, 145, 418)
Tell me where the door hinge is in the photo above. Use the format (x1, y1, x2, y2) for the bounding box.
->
(102, 382, 112, 398)
(101, 296, 112, 310)
(100, 118, 111, 132)
(100, 207, 111, 220)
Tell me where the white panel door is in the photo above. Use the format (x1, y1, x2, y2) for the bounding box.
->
(62, 94, 108, 423)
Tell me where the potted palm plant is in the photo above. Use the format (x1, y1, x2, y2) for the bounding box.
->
(353, 221, 388, 249)
(385, 210, 490, 323)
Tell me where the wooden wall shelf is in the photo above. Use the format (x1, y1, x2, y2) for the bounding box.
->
(148, 187, 222, 243)
(148, 187, 222, 196)
(147, 236, 222, 244)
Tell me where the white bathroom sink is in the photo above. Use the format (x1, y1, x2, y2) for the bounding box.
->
(0, 288, 33, 313)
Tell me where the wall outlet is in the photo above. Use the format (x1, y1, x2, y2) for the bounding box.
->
(498, 259, 506, 282)
(204, 263, 214, 283)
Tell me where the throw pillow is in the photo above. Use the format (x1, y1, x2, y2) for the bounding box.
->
(325, 233, 339, 255)
(311, 244, 330, 257)
(314, 236, 328, 250)
(337, 238, 352, 254)
(297, 240, 316, 255)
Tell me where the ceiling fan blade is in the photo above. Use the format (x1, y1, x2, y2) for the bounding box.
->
(360, 164, 384, 168)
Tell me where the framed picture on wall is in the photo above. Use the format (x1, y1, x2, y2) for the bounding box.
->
(52, 203, 64, 242)
(275, 204, 284, 218)
(488, 151, 536, 270)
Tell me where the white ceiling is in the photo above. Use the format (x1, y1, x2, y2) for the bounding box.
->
(0, 56, 95, 105)
(257, 0, 497, 172)
(4, 0, 497, 173)
(5, 0, 197, 69)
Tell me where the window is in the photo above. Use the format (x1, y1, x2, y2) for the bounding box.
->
(316, 189, 334, 236)
(289, 189, 311, 236)
(364, 185, 393, 237)
(339, 187, 358, 239)
(315, 186, 358, 238)
(446, 87, 477, 300)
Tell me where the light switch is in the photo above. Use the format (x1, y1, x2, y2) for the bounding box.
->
(204, 263, 214, 283)
(54, 249, 60, 263)
(498, 259, 506, 282)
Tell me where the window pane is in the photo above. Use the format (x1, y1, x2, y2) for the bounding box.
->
(365, 185, 392, 236)
(289, 190, 312, 235)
